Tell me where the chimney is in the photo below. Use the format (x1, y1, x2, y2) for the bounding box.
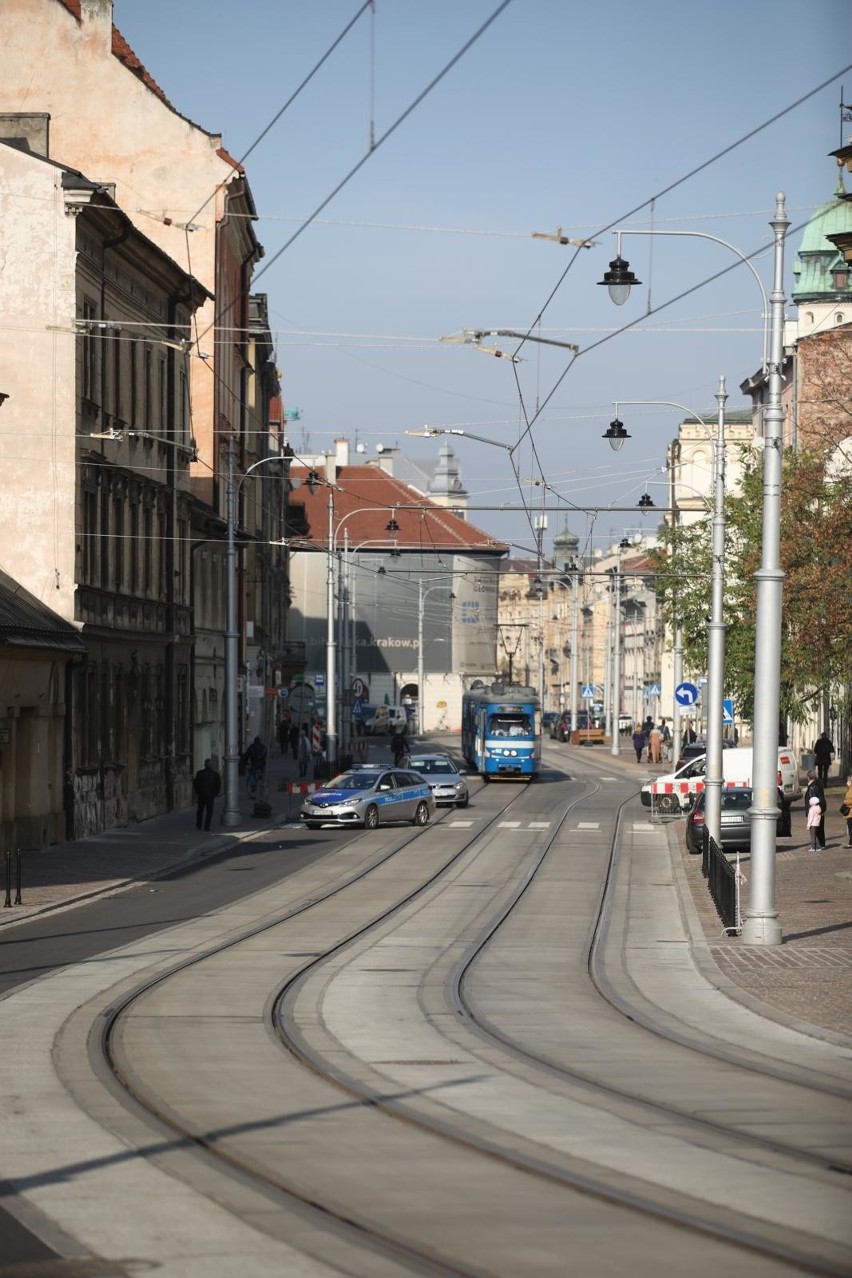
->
(80, 0, 114, 48)
(335, 437, 350, 469)
(325, 450, 337, 486)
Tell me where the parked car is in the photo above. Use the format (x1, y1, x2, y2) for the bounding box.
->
(550, 710, 604, 744)
(685, 786, 792, 855)
(542, 711, 559, 731)
(550, 711, 570, 740)
(365, 705, 409, 735)
(408, 753, 469, 807)
(300, 767, 435, 829)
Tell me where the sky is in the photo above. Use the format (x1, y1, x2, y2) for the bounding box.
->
(113, 0, 852, 561)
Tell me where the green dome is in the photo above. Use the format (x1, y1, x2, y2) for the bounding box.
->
(791, 172, 852, 304)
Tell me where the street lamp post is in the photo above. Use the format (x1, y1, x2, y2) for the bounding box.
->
(741, 195, 789, 948)
(610, 538, 630, 758)
(599, 197, 789, 940)
(616, 385, 728, 843)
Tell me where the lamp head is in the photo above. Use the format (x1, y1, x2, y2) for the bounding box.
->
(603, 418, 631, 451)
(385, 516, 400, 533)
(598, 255, 641, 306)
(305, 468, 322, 495)
(637, 492, 655, 508)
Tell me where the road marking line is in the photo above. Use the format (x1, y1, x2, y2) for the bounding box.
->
(498, 821, 522, 828)
(448, 820, 474, 827)
(599, 776, 618, 781)
(528, 821, 551, 829)
(632, 822, 656, 832)
(577, 822, 600, 830)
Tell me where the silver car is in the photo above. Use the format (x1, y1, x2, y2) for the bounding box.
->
(300, 767, 435, 830)
(408, 754, 470, 808)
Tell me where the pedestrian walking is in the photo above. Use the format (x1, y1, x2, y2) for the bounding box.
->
(683, 719, 697, 745)
(806, 795, 823, 852)
(841, 773, 852, 849)
(278, 717, 289, 757)
(241, 736, 267, 796)
(192, 758, 221, 831)
(813, 731, 835, 784)
(297, 724, 312, 778)
(289, 721, 300, 761)
(804, 769, 827, 849)
(632, 727, 646, 763)
(391, 731, 409, 766)
(648, 722, 663, 764)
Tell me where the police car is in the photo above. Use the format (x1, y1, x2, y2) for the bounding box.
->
(300, 765, 435, 829)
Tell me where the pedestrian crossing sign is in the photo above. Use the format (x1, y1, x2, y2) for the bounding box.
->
(581, 684, 595, 699)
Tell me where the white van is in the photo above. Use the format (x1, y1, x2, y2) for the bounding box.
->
(366, 705, 409, 735)
(641, 746, 801, 814)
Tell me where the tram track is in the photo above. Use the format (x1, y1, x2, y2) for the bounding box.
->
(58, 759, 852, 1275)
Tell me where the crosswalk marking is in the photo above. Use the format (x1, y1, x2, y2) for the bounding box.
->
(599, 776, 618, 782)
(448, 820, 474, 828)
(528, 821, 551, 829)
(577, 822, 600, 830)
(632, 822, 655, 832)
(498, 821, 522, 828)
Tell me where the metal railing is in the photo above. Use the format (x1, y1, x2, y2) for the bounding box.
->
(701, 830, 742, 934)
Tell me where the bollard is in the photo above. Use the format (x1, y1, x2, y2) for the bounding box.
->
(4, 848, 11, 909)
(15, 848, 22, 906)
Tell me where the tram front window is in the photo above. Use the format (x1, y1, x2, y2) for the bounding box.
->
(488, 715, 530, 737)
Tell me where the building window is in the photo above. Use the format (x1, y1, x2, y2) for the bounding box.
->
(99, 488, 110, 590)
(113, 495, 124, 592)
(179, 367, 188, 443)
(129, 502, 139, 596)
(157, 509, 167, 598)
(81, 299, 98, 402)
(144, 346, 153, 429)
(111, 327, 122, 423)
(158, 354, 167, 436)
(83, 490, 97, 585)
(143, 505, 153, 596)
(129, 339, 138, 428)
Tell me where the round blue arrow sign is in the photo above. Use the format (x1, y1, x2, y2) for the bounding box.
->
(675, 681, 699, 706)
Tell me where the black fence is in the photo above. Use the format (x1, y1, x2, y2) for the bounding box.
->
(701, 830, 740, 934)
(312, 754, 353, 783)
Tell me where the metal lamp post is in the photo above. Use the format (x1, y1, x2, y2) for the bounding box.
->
(599, 197, 789, 941)
(610, 538, 631, 758)
(616, 385, 728, 843)
(741, 196, 789, 947)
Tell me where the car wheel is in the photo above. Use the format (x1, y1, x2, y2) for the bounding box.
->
(412, 801, 430, 826)
(655, 794, 680, 815)
(364, 804, 379, 830)
(457, 797, 469, 809)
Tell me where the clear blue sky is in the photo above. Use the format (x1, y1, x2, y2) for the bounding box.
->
(114, 0, 851, 559)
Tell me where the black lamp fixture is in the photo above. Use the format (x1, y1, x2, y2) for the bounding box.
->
(598, 255, 641, 306)
(619, 537, 631, 550)
(305, 468, 322, 494)
(602, 417, 631, 451)
(385, 514, 400, 533)
(637, 491, 655, 508)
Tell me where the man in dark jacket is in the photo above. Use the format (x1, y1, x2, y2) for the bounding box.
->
(193, 759, 221, 831)
(813, 732, 834, 784)
(804, 768, 827, 849)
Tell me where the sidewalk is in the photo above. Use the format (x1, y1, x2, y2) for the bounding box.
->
(610, 742, 852, 1039)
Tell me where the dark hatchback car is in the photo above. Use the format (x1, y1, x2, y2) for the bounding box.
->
(685, 786, 792, 855)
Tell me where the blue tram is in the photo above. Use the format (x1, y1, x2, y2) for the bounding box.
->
(461, 683, 541, 780)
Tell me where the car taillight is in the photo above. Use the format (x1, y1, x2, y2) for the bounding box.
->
(692, 811, 705, 824)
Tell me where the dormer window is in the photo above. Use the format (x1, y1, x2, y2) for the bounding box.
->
(833, 264, 850, 290)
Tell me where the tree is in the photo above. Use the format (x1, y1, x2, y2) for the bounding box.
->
(651, 448, 852, 728)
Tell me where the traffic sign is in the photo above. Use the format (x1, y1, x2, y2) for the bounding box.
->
(581, 684, 595, 700)
(314, 673, 325, 687)
(647, 683, 661, 697)
(675, 681, 699, 707)
(351, 676, 369, 699)
(722, 698, 734, 724)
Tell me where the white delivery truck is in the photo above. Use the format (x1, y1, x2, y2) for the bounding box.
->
(640, 746, 801, 816)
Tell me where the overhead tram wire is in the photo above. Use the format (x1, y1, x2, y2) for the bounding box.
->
(502, 60, 852, 461)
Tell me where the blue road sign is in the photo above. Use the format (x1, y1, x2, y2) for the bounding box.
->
(647, 683, 661, 697)
(722, 698, 734, 724)
(581, 684, 595, 700)
(675, 681, 699, 707)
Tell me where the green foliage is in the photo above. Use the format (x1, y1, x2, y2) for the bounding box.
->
(651, 448, 852, 727)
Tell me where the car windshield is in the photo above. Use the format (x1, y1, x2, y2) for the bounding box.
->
(412, 759, 455, 775)
(327, 772, 374, 790)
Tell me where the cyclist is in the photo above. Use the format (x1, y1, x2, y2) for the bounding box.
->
(391, 731, 409, 766)
(241, 735, 267, 795)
